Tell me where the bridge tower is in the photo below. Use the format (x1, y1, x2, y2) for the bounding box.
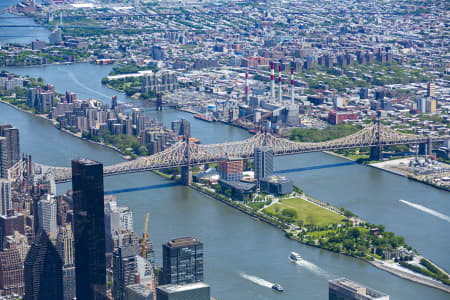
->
(370, 112, 383, 160)
(181, 137, 192, 186)
(419, 136, 433, 156)
(156, 93, 163, 111)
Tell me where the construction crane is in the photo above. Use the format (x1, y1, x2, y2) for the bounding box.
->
(141, 212, 150, 258)
(140, 212, 156, 300)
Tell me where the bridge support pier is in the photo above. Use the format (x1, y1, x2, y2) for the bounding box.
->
(418, 138, 432, 156)
(156, 93, 163, 111)
(418, 143, 427, 155)
(370, 146, 383, 161)
(181, 166, 192, 186)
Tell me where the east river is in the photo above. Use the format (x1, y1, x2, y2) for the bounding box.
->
(1, 4, 449, 299)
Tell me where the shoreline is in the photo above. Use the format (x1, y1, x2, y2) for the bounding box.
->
(3, 99, 449, 293)
(0, 99, 128, 158)
(186, 181, 450, 294)
(325, 151, 449, 191)
(2, 60, 90, 68)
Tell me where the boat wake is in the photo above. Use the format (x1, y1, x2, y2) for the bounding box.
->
(291, 258, 331, 279)
(67, 70, 111, 100)
(399, 199, 450, 223)
(240, 272, 274, 288)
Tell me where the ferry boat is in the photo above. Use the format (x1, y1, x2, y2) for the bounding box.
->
(290, 251, 302, 261)
(272, 283, 284, 292)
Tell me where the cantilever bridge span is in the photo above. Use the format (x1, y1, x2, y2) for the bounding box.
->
(33, 124, 448, 183)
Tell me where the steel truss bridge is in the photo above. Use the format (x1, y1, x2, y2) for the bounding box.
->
(33, 123, 448, 183)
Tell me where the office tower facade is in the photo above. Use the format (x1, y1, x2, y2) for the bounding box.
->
(0, 125, 20, 168)
(0, 249, 24, 296)
(37, 194, 58, 238)
(157, 282, 211, 300)
(0, 137, 8, 179)
(61, 265, 76, 300)
(112, 230, 139, 300)
(254, 147, 274, 181)
(329, 278, 389, 300)
(161, 237, 203, 285)
(56, 224, 76, 300)
(72, 159, 107, 300)
(56, 225, 74, 266)
(24, 230, 64, 300)
(0, 179, 11, 216)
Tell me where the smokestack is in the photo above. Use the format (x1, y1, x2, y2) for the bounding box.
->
(270, 63, 275, 101)
(245, 72, 249, 104)
(291, 68, 294, 104)
(278, 65, 282, 103)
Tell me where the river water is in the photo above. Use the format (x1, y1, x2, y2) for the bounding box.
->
(1, 4, 449, 300)
(0, 0, 50, 46)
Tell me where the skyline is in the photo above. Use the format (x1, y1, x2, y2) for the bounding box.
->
(0, 0, 449, 299)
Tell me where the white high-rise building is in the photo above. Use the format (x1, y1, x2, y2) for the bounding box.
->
(38, 194, 58, 238)
(105, 198, 134, 253)
(120, 207, 133, 232)
(0, 179, 11, 216)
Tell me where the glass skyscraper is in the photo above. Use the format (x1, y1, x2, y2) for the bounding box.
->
(161, 237, 203, 285)
(24, 229, 63, 300)
(72, 159, 106, 300)
(254, 146, 274, 181)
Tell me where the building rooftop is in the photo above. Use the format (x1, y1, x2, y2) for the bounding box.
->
(261, 175, 291, 184)
(329, 278, 389, 299)
(75, 158, 101, 166)
(157, 282, 209, 293)
(166, 237, 201, 248)
(219, 179, 256, 191)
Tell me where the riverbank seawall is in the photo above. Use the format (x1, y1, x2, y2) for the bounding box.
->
(187, 182, 450, 294)
(0, 99, 127, 157)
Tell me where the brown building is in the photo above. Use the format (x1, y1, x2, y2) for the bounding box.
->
(0, 249, 24, 297)
(0, 212, 25, 247)
(218, 160, 244, 181)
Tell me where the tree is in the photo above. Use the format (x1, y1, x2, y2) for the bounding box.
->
(343, 239, 354, 251)
(348, 228, 360, 241)
(281, 208, 298, 219)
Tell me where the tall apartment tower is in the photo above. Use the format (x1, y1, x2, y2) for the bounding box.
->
(427, 82, 435, 98)
(56, 225, 75, 266)
(0, 125, 20, 168)
(56, 225, 76, 300)
(24, 230, 64, 300)
(161, 237, 203, 285)
(72, 159, 107, 300)
(37, 194, 58, 239)
(0, 179, 11, 215)
(254, 147, 274, 181)
(112, 230, 139, 300)
(0, 137, 8, 179)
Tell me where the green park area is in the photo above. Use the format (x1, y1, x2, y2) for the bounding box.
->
(263, 197, 345, 226)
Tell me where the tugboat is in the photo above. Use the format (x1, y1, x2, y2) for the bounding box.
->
(290, 251, 302, 261)
(272, 283, 284, 292)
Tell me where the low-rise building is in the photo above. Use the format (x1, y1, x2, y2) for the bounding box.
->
(329, 278, 389, 300)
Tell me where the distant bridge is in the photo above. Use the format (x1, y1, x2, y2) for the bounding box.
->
(32, 123, 448, 184)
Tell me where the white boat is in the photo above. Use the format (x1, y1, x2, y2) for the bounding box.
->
(290, 251, 302, 261)
(272, 283, 284, 292)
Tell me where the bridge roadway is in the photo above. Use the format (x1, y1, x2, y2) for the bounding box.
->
(31, 124, 448, 183)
